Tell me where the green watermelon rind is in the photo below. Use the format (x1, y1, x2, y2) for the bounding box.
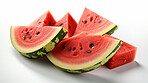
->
(11, 26, 68, 58)
(22, 27, 67, 58)
(95, 24, 118, 36)
(47, 40, 122, 73)
(106, 25, 118, 35)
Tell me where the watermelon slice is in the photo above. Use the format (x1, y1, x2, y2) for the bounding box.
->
(30, 11, 56, 26)
(104, 34, 137, 69)
(54, 13, 77, 37)
(74, 8, 118, 35)
(46, 33, 122, 73)
(10, 26, 67, 58)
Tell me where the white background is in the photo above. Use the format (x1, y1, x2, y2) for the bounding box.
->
(0, 0, 148, 83)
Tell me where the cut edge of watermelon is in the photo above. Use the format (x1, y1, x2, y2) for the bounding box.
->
(96, 24, 118, 35)
(47, 40, 122, 73)
(106, 25, 118, 35)
(10, 26, 67, 53)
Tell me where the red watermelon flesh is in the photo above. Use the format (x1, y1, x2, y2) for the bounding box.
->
(11, 26, 62, 53)
(104, 34, 137, 69)
(13, 26, 56, 48)
(74, 8, 117, 35)
(30, 11, 56, 27)
(54, 13, 77, 37)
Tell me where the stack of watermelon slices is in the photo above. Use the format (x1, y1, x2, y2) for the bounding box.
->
(10, 8, 137, 73)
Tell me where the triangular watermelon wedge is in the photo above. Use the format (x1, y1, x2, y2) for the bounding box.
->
(47, 33, 122, 73)
(74, 8, 118, 35)
(30, 11, 56, 26)
(54, 13, 77, 37)
(104, 34, 137, 69)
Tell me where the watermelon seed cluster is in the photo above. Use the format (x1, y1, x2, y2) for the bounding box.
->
(82, 16, 102, 25)
(24, 30, 40, 40)
(22, 28, 34, 40)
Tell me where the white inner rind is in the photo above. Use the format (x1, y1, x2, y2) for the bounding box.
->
(96, 24, 117, 35)
(46, 39, 120, 70)
(10, 26, 62, 53)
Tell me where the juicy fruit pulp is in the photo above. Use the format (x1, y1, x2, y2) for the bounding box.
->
(54, 13, 77, 37)
(47, 33, 122, 73)
(74, 8, 118, 35)
(104, 34, 137, 69)
(10, 26, 67, 58)
(30, 11, 56, 27)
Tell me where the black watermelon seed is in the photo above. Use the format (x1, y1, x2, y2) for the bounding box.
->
(98, 20, 102, 23)
(29, 36, 32, 39)
(73, 47, 76, 51)
(87, 50, 91, 53)
(60, 23, 63, 26)
(49, 21, 51, 24)
(62, 45, 65, 49)
(36, 32, 40, 35)
(83, 21, 87, 24)
(24, 36, 26, 40)
(69, 26, 71, 29)
(26, 31, 29, 35)
(90, 43, 94, 48)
